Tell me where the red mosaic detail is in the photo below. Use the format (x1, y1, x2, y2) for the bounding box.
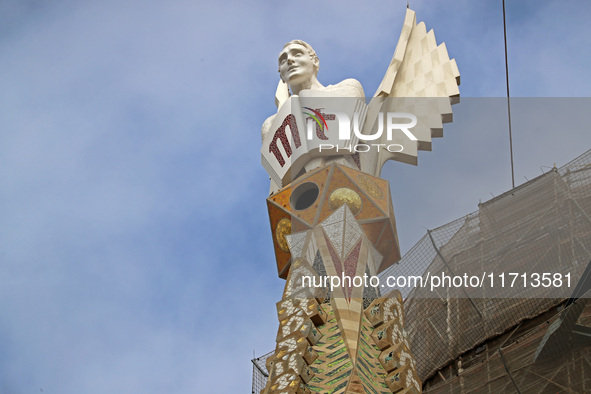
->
(269, 114, 301, 167)
(351, 152, 361, 169)
(343, 240, 362, 299)
(323, 231, 342, 278)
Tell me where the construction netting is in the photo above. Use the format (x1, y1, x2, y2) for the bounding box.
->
(379, 148, 591, 382)
(420, 292, 591, 393)
(251, 350, 273, 393)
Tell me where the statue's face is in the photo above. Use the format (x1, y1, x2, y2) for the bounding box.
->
(278, 43, 317, 87)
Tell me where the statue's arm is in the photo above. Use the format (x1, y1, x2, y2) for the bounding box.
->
(261, 114, 276, 143)
(329, 78, 365, 98)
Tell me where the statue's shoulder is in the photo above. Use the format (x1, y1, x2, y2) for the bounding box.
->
(324, 78, 365, 98)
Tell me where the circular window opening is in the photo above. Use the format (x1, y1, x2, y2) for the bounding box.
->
(290, 182, 319, 211)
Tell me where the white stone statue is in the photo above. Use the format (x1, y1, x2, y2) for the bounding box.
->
(261, 9, 461, 193)
(261, 40, 365, 140)
(261, 40, 366, 191)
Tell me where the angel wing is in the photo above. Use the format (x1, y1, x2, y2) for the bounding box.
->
(360, 8, 461, 177)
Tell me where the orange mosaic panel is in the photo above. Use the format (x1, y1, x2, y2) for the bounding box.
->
(267, 199, 311, 278)
(339, 165, 391, 215)
(269, 187, 291, 210)
(289, 166, 332, 226)
(376, 223, 401, 272)
(360, 220, 387, 245)
(313, 166, 386, 224)
(387, 198, 400, 251)
(354, 191, 386, 221)
(372, 176, 391, 215)
(315, 166, 357, 224)
(269, 166, 332, 227)
(290, 218, 310, 234)
(267, 200, 292, 278)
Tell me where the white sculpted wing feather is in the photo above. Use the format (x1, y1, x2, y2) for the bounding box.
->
(375, 9, 460, 100)
(361, 8, 461, 177)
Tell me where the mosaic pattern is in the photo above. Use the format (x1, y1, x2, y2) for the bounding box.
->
(356, 316, 391, 394)
(321, 205, 364, 261)
(269, 165, 330, 228)
(343, 207, 363, 260)
(375, 224, 401, 273)
(361, 221, 386, 247)
(266, 162, 401, 278)
(342, 240, 362, 299)
(282, 258, 327, 300)
(307, 307, 353, 394)
(362, 267, 379, 309)
(324, 232, 343, 279)
(328, 188, 362, 215)
(286, 230, 308, 258)
(315, 167, 358, 225)
(263, 280, 421, 393)
(322, 206, 345, 260)
(306, 234, 319, 269)
(311, 250, 327, 279)
(268, 114, 300, 167)
(339, 164, 390, 215)
(266, 202, 293, 278)
(370, 245, 384, 274)
(312, 251, 330, 300)
(356, 173, 385, 200)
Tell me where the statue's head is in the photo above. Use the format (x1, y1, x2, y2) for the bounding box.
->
(278, 40, 319, 89)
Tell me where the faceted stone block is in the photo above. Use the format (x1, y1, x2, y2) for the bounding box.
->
(365, 299, 386, 327)
(379, 342, 404, 372)
(267, 163, 401, 278)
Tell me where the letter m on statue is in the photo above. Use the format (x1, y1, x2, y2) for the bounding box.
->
(261, 95, 365, 188)
(269, 114, 301, 167)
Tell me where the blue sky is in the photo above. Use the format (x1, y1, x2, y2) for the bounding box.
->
(1, 0, 590, 392)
